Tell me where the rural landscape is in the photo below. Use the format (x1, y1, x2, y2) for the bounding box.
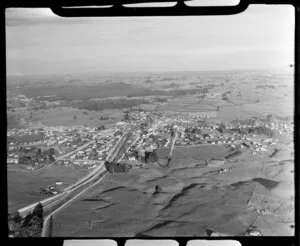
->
(7, 69, 294, 237)
(6, 4, 294, 238)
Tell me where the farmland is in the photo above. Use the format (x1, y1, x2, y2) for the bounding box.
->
(7, 69, 294, 237)
(156, 145, 228, 160)
(52, 144, 294, 236)
(7, 107, 123, 129)
(7, 165, 89, 213)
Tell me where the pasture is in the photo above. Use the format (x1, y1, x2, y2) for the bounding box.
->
(7, 164, 89, 212)
(27, 107, 122, 127)
(172, 145, 227, 160)
(52, 146, 294, 236)
(156, 145, 227, 160)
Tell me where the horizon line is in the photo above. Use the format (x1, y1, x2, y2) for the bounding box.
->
(6, 67, 293, 77)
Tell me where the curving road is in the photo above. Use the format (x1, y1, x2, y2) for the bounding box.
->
(15, 132, 128, 238)
(40, 133, 128, 237)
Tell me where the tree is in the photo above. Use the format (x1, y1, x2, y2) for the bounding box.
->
(19, 203, 44, 236)
(267, 114, 273, 122)
(222, 94, 229, 101)
(49, 155, 55, 163)
(97, 125, 105, 131)
(36, 148, 42, 157)
(11, 211, 22, 224)
(8, 211, 22, 237)
(48, 148, 55, 156)
(104, 161, 112, 173)
(22, 212, 32, 228)
(124, 112, 130, 121)
(32, 203, 43, 219)
(73, 115, 77, 120)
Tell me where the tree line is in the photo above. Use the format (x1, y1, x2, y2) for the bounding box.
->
(104, 160, 132, 173)
(18, 147, 56, 166)
(8, 203, 44, 237)
(63, 98, 149, 111)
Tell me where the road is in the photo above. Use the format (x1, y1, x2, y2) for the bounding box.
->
(40, 132, 128, 237)
(169, 132, 178, 156)
(41, 166, 107, 237)
(107, 133, 129, 162)
(17, 132, 126, 221)
(63, 134, 125, 192)
(117, 132, 141, 162)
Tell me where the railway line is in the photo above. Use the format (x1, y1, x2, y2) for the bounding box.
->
(15, 132, 129, 237)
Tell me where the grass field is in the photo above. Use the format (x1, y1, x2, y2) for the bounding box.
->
(139, 104, 157, 111)
(8, 132, 44, 143)
(19, 107, 123, 128)
(183, 103, 216, 111)
(156, 145, 227, 160)
(7, 165, 89, 213)
(12, 83, 141, 101)
(52, 147, 294, 236)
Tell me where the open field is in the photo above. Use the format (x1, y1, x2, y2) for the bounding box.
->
(7, 165, 89, 213)
(139, 104, 158, 111)
(52, 140, 294, 236)
(9, 107, 123, 128)
(7, 132, 44, 143)
(11, 83, 141, 101)
(183, 104, 217, 111)
(156, 145, 228, 160)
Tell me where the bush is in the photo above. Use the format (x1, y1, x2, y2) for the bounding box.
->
(18, 203, 44, 237)
(104, 160, 131, 173)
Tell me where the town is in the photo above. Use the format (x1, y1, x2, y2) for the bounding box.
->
(7, 108, 293, 173)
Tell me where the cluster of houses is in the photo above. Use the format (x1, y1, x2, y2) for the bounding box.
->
(123, 111, 292, 162)
(7, 126, 120, 168)
(7, 126, 95, 149)
(61, 128, 122, 168)
(265, 122, 293, 135)
(7, 107, 293, 169)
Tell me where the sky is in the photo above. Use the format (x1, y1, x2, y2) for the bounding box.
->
(5, 4, 294, 75)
